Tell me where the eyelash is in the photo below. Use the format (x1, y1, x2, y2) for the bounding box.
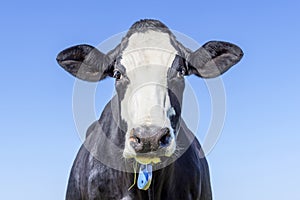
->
(177, 67, 186, 77)
(113, 69, 122, 80)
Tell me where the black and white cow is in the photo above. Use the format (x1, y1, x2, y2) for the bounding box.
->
(57, 19, 243, 200)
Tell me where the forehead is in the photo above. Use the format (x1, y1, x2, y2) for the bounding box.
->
(120, 31, 177, 72)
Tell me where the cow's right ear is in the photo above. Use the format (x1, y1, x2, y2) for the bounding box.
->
(56, 44, 112, 82)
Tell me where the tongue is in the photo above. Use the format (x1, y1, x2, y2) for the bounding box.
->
(137, 164, 153, 190)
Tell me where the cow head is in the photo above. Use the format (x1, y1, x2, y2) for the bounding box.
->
(57, 19, 243, 165)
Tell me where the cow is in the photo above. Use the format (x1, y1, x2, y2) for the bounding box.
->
(56, 19, 243, 200)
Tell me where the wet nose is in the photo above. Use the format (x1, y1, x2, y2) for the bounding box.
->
(129, 126, 172, 153)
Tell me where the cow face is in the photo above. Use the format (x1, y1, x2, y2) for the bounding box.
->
(115, 31, 180, 164)
(56, 19, 243, 165)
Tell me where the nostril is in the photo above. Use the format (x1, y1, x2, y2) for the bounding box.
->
(161, 127, 170, 134)
(129, 135, 141, 144)
(136, 136, 141, 144)
(129, 128, 141, 144)
(159, 129, 172, 147)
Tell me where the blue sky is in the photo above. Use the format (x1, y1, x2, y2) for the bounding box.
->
(0, 0, 299, 199)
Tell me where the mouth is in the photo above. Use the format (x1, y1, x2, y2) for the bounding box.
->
(123, 150, 163, 164)
(123, 150, 174, 165)
(135, 156, 161, 165)
(123, 143, 176, 165)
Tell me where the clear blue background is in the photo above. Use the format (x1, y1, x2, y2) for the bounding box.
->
(1, 0, 299, 199)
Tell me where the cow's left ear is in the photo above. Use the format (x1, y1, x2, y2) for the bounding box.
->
(187, 41, 243, 78)
(56, 44, 112, 82)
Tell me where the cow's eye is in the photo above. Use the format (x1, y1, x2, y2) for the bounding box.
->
(177, 67, 186, 77)
(113, 69, 122, 80)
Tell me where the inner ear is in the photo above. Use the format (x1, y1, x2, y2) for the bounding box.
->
(188, 41, 243, 78)
(57, 44, 112, 82)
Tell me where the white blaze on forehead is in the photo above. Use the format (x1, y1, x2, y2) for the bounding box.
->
(121, 31, 177, 71)
(120, 31, 177, 130)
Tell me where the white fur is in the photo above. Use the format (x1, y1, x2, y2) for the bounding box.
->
(120, 31, 177, 159)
